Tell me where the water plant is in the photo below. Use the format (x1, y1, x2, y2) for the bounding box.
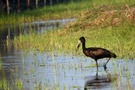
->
(0, 57, 8, 90)
(0, 55, 1, 69)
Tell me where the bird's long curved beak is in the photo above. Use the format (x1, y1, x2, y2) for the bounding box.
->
(76, 41, 81, 52)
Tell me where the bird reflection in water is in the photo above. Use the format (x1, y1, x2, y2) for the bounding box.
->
(84, 70, 115, 90)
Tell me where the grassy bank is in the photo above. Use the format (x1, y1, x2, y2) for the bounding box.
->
(0, 0, 134, 26)
(14, 4, 135, 59)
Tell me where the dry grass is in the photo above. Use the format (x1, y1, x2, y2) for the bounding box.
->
(63, 5, 135, 33)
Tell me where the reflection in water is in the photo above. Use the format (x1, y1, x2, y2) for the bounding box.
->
(0, 18, 75, 40)
(84, 71, 116, 90)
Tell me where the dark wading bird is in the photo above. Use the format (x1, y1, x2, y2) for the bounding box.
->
(76, 37, 117, 71)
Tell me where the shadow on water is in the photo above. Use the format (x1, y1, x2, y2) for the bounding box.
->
(84, 70, 117, 90)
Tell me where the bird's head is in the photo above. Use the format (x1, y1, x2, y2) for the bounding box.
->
(76, 37, 86, 52)
(79, 37, 86, 43)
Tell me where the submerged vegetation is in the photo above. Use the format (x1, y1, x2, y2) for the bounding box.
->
(14, 3, 135, 59)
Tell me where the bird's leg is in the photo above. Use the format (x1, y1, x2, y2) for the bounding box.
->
(104, 58, 111, 70)
(96, 68, 99, 80)
(96, 60, 98, 72)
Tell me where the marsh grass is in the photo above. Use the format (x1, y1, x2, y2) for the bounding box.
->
(13, 2, 135, 59)
(0, 56, 23, 90)
(110, 59, 135, 90)
(0, 55, 1, 69)
(0, 56, 9, 90)
(10, 0, 135, 59)
(0, 69, 9, 90)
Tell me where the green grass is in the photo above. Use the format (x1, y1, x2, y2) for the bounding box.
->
(13, 3, 135, 59)
(14, 24, 135, 58)
(0, 0, 134, 26)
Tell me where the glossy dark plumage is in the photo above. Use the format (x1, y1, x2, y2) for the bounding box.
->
(76, 37, 117, 70)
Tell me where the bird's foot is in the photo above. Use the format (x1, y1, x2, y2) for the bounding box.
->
(104, 64, 107, 71)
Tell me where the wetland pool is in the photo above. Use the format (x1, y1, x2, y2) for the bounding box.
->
(0, 45, 135, 90)
(0, 18, 135, 90)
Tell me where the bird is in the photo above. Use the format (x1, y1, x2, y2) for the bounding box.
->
(76, 37, 117, 71)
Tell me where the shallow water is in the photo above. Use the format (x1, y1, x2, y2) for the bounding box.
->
(0, 18, 135, 90)
(0, 45, 135, 90)
(0, 18, 75, 40)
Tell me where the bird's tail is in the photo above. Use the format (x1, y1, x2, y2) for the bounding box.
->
(111, 53, 117, 58)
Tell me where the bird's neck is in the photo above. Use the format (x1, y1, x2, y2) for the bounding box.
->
(82, 42, 86, 50)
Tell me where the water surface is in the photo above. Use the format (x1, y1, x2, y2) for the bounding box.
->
(0, 46, 135, 90)
(0, 18, 75, 40)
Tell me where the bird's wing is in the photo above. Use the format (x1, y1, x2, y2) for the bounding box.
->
(87, 48, 108, 56)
